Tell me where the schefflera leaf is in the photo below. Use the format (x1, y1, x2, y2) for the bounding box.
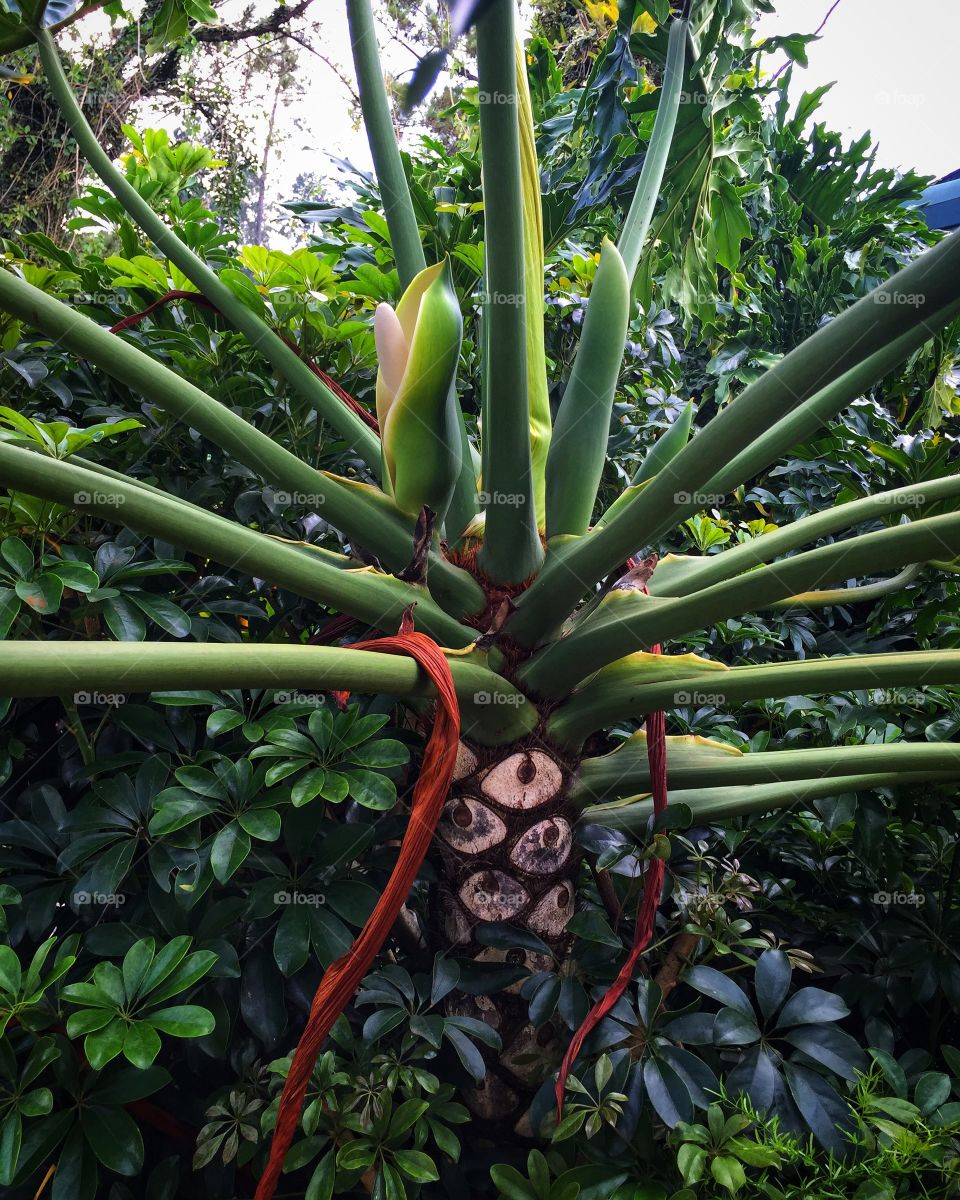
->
(374, 259, 463, 518)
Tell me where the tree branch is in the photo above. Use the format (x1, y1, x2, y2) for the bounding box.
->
(194, 0, 313, 44)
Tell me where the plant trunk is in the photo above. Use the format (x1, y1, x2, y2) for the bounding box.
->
(435, 740, 577, 1126)
(251, 78, 282, 245)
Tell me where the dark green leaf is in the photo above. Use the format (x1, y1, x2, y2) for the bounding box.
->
(714, 1007, 761, 1046)
(915, 1071, 952, 1116)
(209, 821, 251, 882)
(783, 1062, 854, 1152)
(392, 1149, 438, 1182)
(754, 949, 791, 1022)
(782, 1025, 867, 1080)
(684, 966, 754, 1018)
(147, 1005, 215, 1037)
(344, 769, 396, 811)
(776, 987, 848, 1029)
(82, 1104, 144, 1175)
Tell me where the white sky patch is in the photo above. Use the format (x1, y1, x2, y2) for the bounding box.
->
(755, 0, 959, 180)
(69, 0, 959, 235)
(279, 0, 960, 219)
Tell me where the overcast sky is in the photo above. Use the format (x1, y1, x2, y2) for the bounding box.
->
(755, 0, 959, 180)
(274, 0, 959, 210)
(121, 0, 959, 226)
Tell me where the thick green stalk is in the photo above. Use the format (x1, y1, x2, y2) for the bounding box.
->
(0, 268, 483, 618)
(617, 15, 688, 281)
(521, 510, 960, 695)
(35, 28, 381, 469)
(508, 232, 960, 643)
(573, 741, 960, 802)
(72, 454, 219, 510)
(549, 649, 960, 746)
(703, 306, 960, 498)
(0, 642, 532, 746)
(516, 37, 551, 528)
(0, 444, 475, 646)
(544, 17, 687, 540)
(0, 267, 341, 504)
(475, 0, 543, 583)
(545, 240, 630, 537)
(71, 453, 360, 570)
(632, 399, 694, 487)
(772, 563, 922, 609)
(585, 772, 959, 830)
(652, 476, 960, 597)
(346, 0, 427, 291)
(444, 398, 480, 547)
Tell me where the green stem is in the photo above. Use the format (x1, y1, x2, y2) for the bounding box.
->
(0, 642, 534, 746)
(70, 452, 362, 569)
(549, 648, 960, 745)
(508, 235, 960, 643)
(0, 268, 358, 529)
(444, 397, 479, 547)
(516, 36, 551, 529)
(772, 562, 922, 609)
(0, 268, 483, 618)
(346, 0, 427, 291)
(545, 240, 629, 537)
(584, 772, 959, 830)
(617, 15, 688, 281)
(521, 510, 960, 695)
(0, 443, 475, 646)
(68, 452, 217, 510)
(573, 741, 960, 804)
(474, 0, 543, 584)
(703, 310, 960, 499)
(652, 477, 960, 596)
(61, 696, 95, 764)
(544, 18, 686, 540)
(34, 27, 381, 469)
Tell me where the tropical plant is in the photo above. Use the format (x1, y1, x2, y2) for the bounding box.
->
(666, 1067, 960, 1199)
(2, 0, 960, 1195)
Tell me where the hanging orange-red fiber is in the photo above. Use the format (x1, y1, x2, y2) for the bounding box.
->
(254, 626, 459, 1200)
(555, 572, 669, 1117)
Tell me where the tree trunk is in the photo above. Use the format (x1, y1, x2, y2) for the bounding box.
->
(251, 77, 282, 246)
(436, 741, 577, 1125)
